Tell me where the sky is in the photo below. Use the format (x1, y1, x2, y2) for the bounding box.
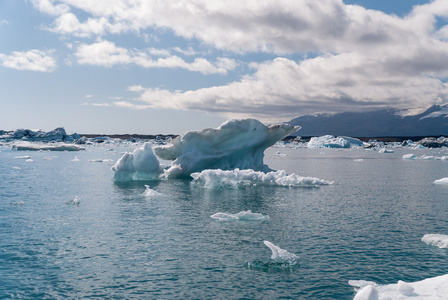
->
(1, 0, 448, 134)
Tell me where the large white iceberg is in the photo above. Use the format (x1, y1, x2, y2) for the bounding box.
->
(191, 169, 333, 189)
(155, 119, 298, 178)
(112, 119, 298, 181)
(307, 135, 365, 149)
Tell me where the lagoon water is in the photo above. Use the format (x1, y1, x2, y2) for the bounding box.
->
(1, 144, 448, 299)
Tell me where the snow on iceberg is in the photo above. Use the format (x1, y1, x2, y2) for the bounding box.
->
(433, 178, 448, 185)
(12, 142, 84, 151)
(351, 274, 448, 299)
(307, 135, 365, 149)
(190, 169, 333, 189)
(112, 119, 298, 181)
(154, 119, 298, 178)
(111, 142, 163, 182)
(210, 210, 269, 221)
(421, 234, 448, 248)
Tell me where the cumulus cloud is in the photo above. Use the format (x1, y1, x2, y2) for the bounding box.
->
(74, 40, 236, 74)
(29, 0, 448, 118)
(0, 49, 57, 72)
(124, 55, 448, 121)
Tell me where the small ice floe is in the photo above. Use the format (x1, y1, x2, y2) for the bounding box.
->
(246, 241, 298, 272)
(421, 234, 448, 248)
(191, 169, 333, 189)
(89, 159, 114, 163)
(66, 196, 81, 205)
(210, 210, 269, 221)
(12, 166, 21, 170)
(25, 159, 33, 162)
(402, 154, 418, 160)
(15, 155, 30, 159)
(143, 185, 163, 198)
(10, 201, 25, 205)
(353, 159, 364, 162)
(12, 143, 84, 151)
(43, 156, 59, 160)
(378, 148, 394, 154)
(71, 156, 80, 162)
(433, 178, 448, 185)
(420, 155, 435, 160)
(352, 274, 448, 299)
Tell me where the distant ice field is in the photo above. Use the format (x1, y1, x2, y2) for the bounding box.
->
(1, 143, 448, 299)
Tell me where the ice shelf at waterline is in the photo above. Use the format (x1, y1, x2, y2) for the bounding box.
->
(112, 119, 299, 181)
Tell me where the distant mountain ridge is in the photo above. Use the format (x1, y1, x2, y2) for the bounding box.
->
(288, 105, 448, 137)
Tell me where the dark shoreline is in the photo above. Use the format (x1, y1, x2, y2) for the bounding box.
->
(80, 133, 447, 143)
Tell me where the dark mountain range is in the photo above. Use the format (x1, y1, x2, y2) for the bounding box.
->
(288, 105, 448, 137)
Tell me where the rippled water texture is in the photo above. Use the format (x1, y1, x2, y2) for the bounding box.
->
(1, 145, 448, 299)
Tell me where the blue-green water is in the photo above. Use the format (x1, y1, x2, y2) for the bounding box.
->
(1, 144, 448, 299)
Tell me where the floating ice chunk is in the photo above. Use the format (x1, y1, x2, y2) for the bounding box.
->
(421, 234, 448, 248)
(420, 155, 435, 160)
(112, 142, 163, 182)
(307, 135, 365, 149)
(354, 159, 364, 162)
(15, 155, 30, 159)
(90, 159, 114, 163)
(397, 280, 415, 296)
(71, 156, 80, 162)
(191, 169, 333, 189)
(353, 285, 378, 300)
(263, 241, 298, 263)
(378, 148, 394, 153)
(12, 142, 84, 151)
(25, 159, 33, 162)
(143, 185, 163, 198)
(353, 274, 448, 299)
(154, 119, 298, 178)
(43, 156, 58, 160)
(433, 178, 448, 185)
(210, 210, 269, 221)
(210, 212, 239, 221)
(12, 166, 21, 170)
(402, 154, 418, 160)
(66, 196, 80, 205)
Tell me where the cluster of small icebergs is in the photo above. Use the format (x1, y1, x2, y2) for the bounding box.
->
(210, 210, 269, 221)
(402, 153, 448, 160)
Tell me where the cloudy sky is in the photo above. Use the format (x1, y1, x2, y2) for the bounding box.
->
(1, 0, 448, 134)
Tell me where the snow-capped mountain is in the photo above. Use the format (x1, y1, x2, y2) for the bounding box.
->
(288, 105, 448, 137)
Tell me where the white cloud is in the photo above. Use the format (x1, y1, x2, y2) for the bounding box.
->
(82, 102, 110, 107)
(0, 19, 8, 26)
(29, 0, 448, 118)
(74, 40, 236, 74)
(125, 55, 448, 121)
(0, 49, 57, 72)
(31, 0, 70, 16)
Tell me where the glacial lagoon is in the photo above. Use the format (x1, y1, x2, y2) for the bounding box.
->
(1, 141, 448, 299)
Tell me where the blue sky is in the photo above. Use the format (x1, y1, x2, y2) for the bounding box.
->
(1, 0, 447, 134)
